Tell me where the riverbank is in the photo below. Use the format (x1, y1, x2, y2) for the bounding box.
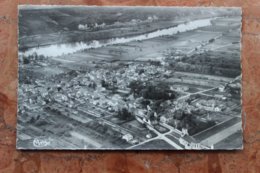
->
(20, 18, 214, 57)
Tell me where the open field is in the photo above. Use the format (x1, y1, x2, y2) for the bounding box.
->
(193, 117, 241, 141)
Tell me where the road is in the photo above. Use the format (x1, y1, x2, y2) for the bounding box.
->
(128, 123, 183, 149)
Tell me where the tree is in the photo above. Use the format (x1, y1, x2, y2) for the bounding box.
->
(142, 84, 176, 100)
(128, 80, 145, 96)
(88, 82, 97, 89)
(23, 57, 30, 64)
(140, 99, 151, 107)
(117, 108, 133, 121)
(101, 80, 109, 88)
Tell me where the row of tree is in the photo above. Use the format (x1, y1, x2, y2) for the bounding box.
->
(128, 80, 176, 100)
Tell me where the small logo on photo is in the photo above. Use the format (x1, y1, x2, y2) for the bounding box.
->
(33, 137, 51, 148)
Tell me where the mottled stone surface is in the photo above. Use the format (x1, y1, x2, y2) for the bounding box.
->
(0, 0, 259, 173)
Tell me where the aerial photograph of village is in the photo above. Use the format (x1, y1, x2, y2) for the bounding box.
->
(17, 6, 242, 150)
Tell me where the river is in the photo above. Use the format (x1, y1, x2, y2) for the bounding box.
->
(20, 18, 214, 57)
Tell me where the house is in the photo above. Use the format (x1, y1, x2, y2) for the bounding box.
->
(219, 85, 225, 92)
(179, 135, 211, 149)
(181, 128, 189, 136)
(160, 116, 168, 123)
(122, 134, 133, 142)
(179, 135, 201, 149)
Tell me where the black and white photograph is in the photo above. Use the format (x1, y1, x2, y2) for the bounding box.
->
(17, 6, 242, 150)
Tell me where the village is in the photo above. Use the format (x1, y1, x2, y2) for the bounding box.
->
(17, 44, 242, 149)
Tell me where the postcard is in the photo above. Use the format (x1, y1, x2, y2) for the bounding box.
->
(17, 5, 242, 150)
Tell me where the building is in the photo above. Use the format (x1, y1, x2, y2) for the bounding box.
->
(179, 135, 202, 149)
(122, 133, 133, 142)
(179, 135, 212, 149)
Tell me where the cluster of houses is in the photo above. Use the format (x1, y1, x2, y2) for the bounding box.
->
(78, 22, 106, 31)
